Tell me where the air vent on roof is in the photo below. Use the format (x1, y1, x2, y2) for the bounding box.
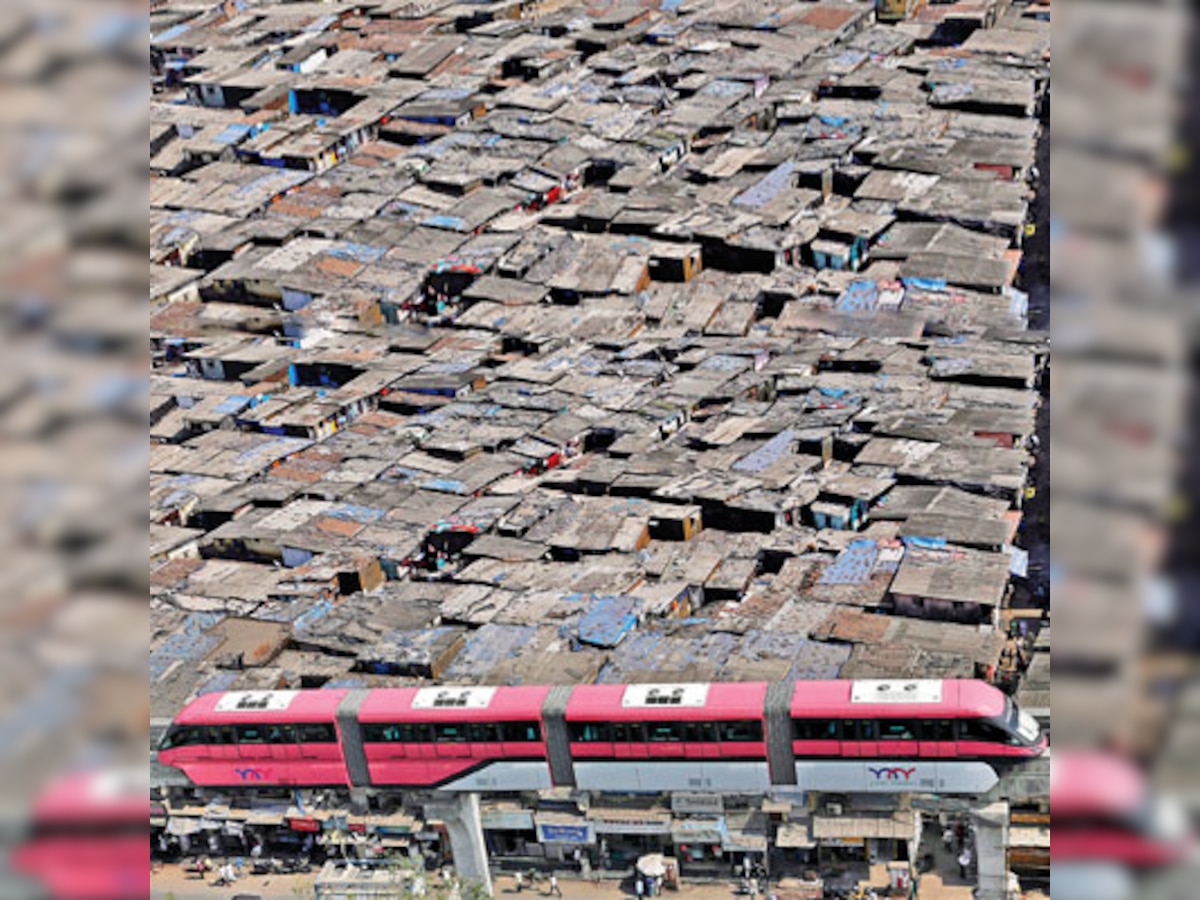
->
(622, 684, 709, 708)
(412, 687, 497, 710)
(214, 691, 299, 713)
(850, 680, 942, 704)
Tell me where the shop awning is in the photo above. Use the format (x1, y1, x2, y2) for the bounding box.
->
(481, 808, 535, 831)
(671, 817, 725, 845)
(812, 810, 916, 841)
(166, 817, 207, 836)
(722, 831, 767, 853)
(775, 822, 815, 849)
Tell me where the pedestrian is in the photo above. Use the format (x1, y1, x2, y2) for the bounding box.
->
(550, 873, 561, 897)
(635, 876, 644, 899)
(573, 847, 582, 870)
(954, 820, 966, 852)
(941, 825, 954, 851)
(515, 871, 524, 893)
(957, 847, 972, 880)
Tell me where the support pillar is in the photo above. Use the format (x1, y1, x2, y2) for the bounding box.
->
(425, 793, 492, 896)
(971, 801, 1013, 900)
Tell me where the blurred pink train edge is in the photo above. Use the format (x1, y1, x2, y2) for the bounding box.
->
(8, 767, 150, 900)
(1051, 750, 1194, 900)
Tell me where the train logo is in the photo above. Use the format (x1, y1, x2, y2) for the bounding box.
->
(869, 766, 917, 782)
(234, 767, 265, 782)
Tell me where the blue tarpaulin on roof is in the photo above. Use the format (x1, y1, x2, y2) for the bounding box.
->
(214, 395, 251, 415)
(328, 242, 387, 263)
(903, 276, 948, 292)
(578, 595, 641, 648)
(328, 504, 388, 524)
(733, 429, 795, 474)
(819, 542, 880, 585)
(150, 612, 224, 680)
(733, 161, 795, 209)
(214, 124, 253, 145)
(901, 535, 946, 550)
(837, 280, 879, 313)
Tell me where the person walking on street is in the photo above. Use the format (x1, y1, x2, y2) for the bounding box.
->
(550, 873, 562, 897)
(515, 871, 524, 893)
(942, 825, 954, 851)
(958, 846, 972, 880)
(635, 876, 644, 899)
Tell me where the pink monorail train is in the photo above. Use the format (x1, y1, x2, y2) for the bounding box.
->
(157, 679, 1045, 796)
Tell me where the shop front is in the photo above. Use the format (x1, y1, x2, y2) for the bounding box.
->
(721, 812, 769, 880)
(670, 817, 727, 876)
(534, 815, 596, 863)
(773, 819, 817, 873)
(810, 809, 918, 870)
(482, 808, 538, 861)
(587, 808, 673, 870)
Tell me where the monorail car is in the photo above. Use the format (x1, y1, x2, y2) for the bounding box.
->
(157, 679, 1046, 795)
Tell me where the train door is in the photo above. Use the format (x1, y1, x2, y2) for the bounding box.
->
(645, 722, 685, 759)
(919, 719, 957, 758)
(470, 723, 503, 763)
(296, 722, 341, 767)
(265, 723, 300, 763)
(208, 725, 238, 763)
(433, 723, 471, 759)
(627, 723, 650, 759)
(843, 720, 878, 758)
(683, 722, 720, 759)
(612, 723, 633, 759)
(876, 719, 919, 757)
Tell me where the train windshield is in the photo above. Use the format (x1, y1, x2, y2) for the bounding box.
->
(1005, 698, 1041, 743)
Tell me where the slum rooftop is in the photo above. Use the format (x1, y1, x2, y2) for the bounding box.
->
(150, 0, 1050, 716)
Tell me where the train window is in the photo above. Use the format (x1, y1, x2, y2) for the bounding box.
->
(879, 720, 917, 741)
(209, 726, 236, 745)
(922, 720, 953, 741)
(296, 723, 337, 743)
(613, 723, 646, 742)
(264, 724, 295, 744)
(468, 723, 502, 743)
(793, 719, 840, 741)
(235, 725, 268, 744)
(843, 720, 876, 741)
(683, 722, 718, 743)
(160, 726, 209, 749)
(362, 724, 398, 743)
(362, 723, 433, 743)
(569, 723, 608, 742)
(435, 724, 470, 743)
(959, 720, 1007, 743)
(719, 721, 763, 743)
(500, 721, 541, 743)
(646, 722, 683, 743)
